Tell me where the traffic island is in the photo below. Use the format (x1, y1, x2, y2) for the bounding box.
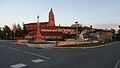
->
(53, 41, 119, 49)
(16, 40, 119, 49)
(16, 40, 56, 48)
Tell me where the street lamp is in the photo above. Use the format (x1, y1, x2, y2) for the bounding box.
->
(75, 21, 78, 40)
(6, 33, 8, 40)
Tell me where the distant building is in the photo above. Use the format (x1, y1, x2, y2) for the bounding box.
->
(23, 8, 113, 41)
(95, 29, 113, 41)
(85, 29, 113, 42)
(24, 8, 76, 40)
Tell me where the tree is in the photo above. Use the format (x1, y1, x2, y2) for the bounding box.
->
(12, 23, 29, 39)
(110, 28, 116, 40)
(16, 24, 22, 33)
(115, 25, 120, 41)
(0, 27, 4, 39)
(13, 23, 23, 37)
(16, 24, 22, 37)
(118, 25, 120, 34)
(22, 23, 28, 36)
(12, 23, 17, 29)
(3, 25, 12, 40)
(118, 30, 120, 34)
(110, 28, 116, 34)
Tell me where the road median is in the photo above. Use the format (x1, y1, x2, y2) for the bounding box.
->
(49, 42, 119, 49)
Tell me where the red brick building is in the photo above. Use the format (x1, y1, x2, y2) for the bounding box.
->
(24, 8, 76, 40)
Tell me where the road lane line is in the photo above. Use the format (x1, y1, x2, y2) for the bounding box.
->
(0, 44, 51, 59)
(8, 47, 20, 51)
(23, 51, 51, 59)
(10, 63, 27, 68)
(114, 60, 120, 68)
(0, 45, 20, 51)
(31, 59, 44, 63)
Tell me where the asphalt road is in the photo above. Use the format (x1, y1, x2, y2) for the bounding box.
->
(0, 40, 120, 68)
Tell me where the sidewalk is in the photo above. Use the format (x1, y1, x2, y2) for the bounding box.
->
(16, 42, 56, 48)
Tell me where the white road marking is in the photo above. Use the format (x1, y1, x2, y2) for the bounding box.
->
(31, 59, 44, 63)
(114, 60, 120, 68)
(10, 63, 27, 68)
(0, 44, 51, 59)
(0, 44, 20, 51)
(8, 47, 20, 51)
(23, 51, 51, 59)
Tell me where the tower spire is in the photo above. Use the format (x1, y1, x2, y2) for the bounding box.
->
(50, 8, 53, 12)
(48, 8, 55, 26)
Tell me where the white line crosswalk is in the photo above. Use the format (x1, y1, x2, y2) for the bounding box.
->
(10, 59, 45, 68)
(10, 63, 27, 68)
(32, 59, 44, 63)
(0, 44, 49, 68)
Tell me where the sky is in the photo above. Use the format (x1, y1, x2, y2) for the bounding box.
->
(0, 0, 120, 30)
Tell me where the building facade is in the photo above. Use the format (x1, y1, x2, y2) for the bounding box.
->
(24, 8, 112, 41)
(24, 8, 76, 40)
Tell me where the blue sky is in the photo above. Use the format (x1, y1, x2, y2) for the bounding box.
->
(0, 0, 120, 30)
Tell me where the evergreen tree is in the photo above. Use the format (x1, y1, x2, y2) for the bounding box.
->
(22, 23, 28, 36)
(12, 23, 23, 38)
(3, 25, 12, 40)
(110, 28, 116, 40)
(116, 25, 120, 41)
(12, 23, 17, 29)
(0, 27, 4, 39)
(16, 24, 22, 33)
(110, 28, 116, 34)
(118, 25, 120, 34)
(118, 30, 120, 34)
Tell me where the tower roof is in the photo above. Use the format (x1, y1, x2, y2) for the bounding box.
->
(50, 8, 53, 12)
(49, 8, 54, 14)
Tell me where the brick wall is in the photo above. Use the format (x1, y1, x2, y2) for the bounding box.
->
(56, 41, 76, 46)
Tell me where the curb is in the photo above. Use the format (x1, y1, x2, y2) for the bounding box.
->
(16, 42, 43, 48)
(15, 42, 119, 49)
(48, 42, 119, 49)
(16, 42, 55, 48)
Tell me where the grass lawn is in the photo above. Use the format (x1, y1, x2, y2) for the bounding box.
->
(59, 41, 116, 47)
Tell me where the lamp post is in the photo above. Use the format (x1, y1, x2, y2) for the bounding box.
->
(6, 33, 8, 40)
(75, 21, 79, 46)
(75, 21, 78, 40)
